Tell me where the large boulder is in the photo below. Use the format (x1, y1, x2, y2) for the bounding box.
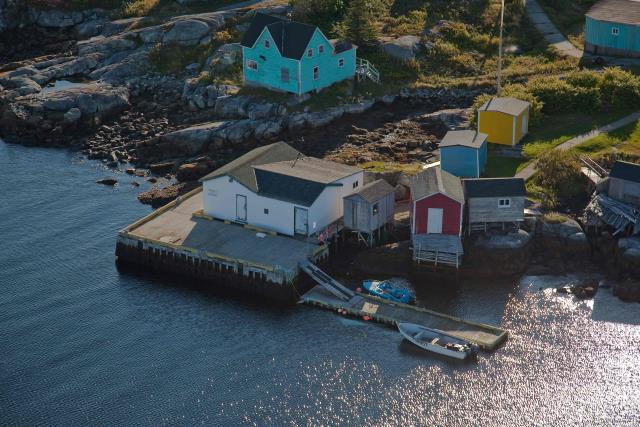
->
(380, 35, 422, 61)
(162, 19, 210, 44)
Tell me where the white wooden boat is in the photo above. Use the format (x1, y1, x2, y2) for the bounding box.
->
(397, 322, 479, 360)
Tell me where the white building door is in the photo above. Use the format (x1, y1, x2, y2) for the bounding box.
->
(294, 207, 308, 235)
(236, 195, 247, 222)
(427, 208, 443, 234)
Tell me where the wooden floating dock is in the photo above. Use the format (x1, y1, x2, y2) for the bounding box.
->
(299, 286, 507, 350)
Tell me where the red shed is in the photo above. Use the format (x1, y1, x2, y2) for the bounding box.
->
(409, 167, 464, 269)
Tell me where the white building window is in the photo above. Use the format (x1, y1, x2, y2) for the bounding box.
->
(307, 48, 313, 57)
(612, 27, 619, 36)
(318, 45, 324, 54)
(498, 198, 511, 208)
(247, 60, 258, 70)
(313, 66, 319, 80)
(264, 208, 269, 214)
(352, 180, 358, 189)
(338, 58, 344, 68)
(264, 39, 270, 48)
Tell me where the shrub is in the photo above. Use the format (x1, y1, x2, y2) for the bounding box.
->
(543, 212, 568, 223)
(599, 67, 640, 109)
(121, 0, 160, 17)
(383, 9, 427, 37)
(535, 150, 583, 199)
(290, 0, 346, 31)
(342, 0, 388, 46)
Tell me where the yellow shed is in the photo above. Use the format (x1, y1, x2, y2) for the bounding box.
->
(477, 97, 530, 146)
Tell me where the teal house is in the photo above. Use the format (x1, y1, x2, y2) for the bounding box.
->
(240, 13, 358, 95)
(585, 0, 640, 57)
(439, 130, 488, 178)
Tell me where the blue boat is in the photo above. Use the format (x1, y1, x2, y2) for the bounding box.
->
(361, 280, 415, 304)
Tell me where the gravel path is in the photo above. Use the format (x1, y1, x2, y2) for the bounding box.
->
(515, 110, 640, 179)
(523, 0, 583, 59)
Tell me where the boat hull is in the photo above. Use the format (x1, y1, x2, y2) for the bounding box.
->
(397, 322, 477, 360)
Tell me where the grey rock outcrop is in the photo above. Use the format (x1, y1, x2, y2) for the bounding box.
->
(380, 35, 421, 61)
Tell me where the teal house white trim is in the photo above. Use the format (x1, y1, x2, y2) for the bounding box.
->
(240, 13, 357, 95)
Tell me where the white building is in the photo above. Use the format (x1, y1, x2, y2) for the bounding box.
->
(200, 142, 364, 237)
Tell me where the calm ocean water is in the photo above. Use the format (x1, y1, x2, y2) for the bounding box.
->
(1, 140, 640, 426)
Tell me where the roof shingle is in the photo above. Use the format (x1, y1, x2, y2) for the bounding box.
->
(253, 157, 361, 184)
(463, 178, 526, 198)
(345, 179, 395, 203)
(479, 97, 530, 116)
(610, 160, 640, 183)
(586, 0, 640, 26)
(199, 142, 300, 191)
(409, 167, 464, 203)
(440, 130, 488, 149)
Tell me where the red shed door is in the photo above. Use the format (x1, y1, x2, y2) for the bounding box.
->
(427, 208, 443, 233)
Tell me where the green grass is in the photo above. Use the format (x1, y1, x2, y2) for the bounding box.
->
(521, 109, 636, 159)
(572, 119, 640, 156)
(543, 212, 568, 224)
(484, 154, 528, 177)
(359, 161, 423, 175)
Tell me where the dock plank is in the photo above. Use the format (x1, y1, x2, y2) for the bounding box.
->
(300, 286, 507, 350)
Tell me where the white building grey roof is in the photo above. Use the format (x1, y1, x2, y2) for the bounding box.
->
(199, 142, 300, 191)
(409, 167, 464, 203)
(440, 130, 488, 149)
(479, 97, 530, 116)
(586, 0, 640, 26)
(253, 156, 361, 184)
(345, 179, 395, 203)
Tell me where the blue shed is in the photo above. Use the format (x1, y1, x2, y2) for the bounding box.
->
(439, 130, 488, 178)
(240, 13, 357, 95)
(585, 0, 640, 57)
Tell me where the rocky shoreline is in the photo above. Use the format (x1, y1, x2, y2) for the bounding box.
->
(0, 0, 491, 207)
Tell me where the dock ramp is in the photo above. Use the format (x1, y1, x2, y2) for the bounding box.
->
(300, 286, 507, 350)
(299, 261, 361, 303)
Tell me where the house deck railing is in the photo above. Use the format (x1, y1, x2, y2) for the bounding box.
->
(356, 58, 380, 84)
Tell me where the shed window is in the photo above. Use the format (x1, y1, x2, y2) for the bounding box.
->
(612, 27, 619, 36)
(307, 48, 313, 57)
(313, 66, 319, 80)
(498, 198, 511, 208)
(264, 39, 270, 48)
(338, 58, 344, 68)
(352, 180, 359, 189)
(281, 67, 289, 83)
(318, 45, 324, 54)
(247, 60, 258, 70)
(372, 203, 379, 215)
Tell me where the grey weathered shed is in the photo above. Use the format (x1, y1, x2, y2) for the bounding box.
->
(344, 179, 395, 236)
(608, 160, 640, 206)
(463, 178, 526, 233)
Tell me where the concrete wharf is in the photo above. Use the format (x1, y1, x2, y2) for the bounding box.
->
(300, 286, 508, 350)
(116, 188, 327, 301)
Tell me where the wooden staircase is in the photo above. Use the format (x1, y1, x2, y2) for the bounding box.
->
(299, 260, 361, 303)
(356, 58, 380, 84)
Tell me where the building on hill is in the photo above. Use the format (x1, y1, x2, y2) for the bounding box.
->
(585, 0, 640, 58)
(439, 130, 488, 178)
(409, 167, 464, 269)
(343, 179, 396, 246)
(463, 177, 526, 234)
(608, 160, 640, 205)
(199, 142, 364, 237)
(477, 97, 530, 146)
(240, 12, 357, 95)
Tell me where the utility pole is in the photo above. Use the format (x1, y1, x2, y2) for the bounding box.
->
(497, 0, 505, 97)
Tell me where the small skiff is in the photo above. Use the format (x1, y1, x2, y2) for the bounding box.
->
(397, 322, 479, 360)
(362, 280, 415, 304)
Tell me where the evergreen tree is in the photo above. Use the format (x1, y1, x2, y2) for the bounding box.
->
(343, 0, 384, 46)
